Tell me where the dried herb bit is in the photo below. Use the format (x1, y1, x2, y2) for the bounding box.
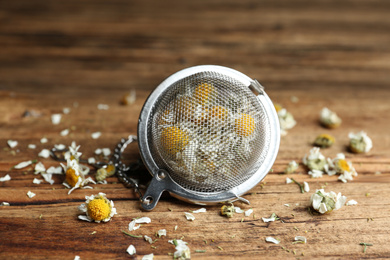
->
(284, 161, 299, 174)
(290, 178, 305, 194)
(360, 243, 373, 253)
(314, 134, 335, 148)
(221, 204, 235, 218)
(195, 250, 206, 253)
(122, 230, 142, 238)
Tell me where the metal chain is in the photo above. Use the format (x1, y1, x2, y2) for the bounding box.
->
(112, 135, 143, 199)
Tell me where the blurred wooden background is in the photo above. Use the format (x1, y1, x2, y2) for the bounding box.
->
(1, 0, 390, 259)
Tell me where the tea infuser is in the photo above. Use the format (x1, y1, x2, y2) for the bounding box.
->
(51, 65, 280, 211)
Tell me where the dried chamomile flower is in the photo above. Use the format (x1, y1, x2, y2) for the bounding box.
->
(310, 189, 347, 214)
(170, 239, 191, 260)
(61, 159, 95, 194)
(319, 107, 342, 128)
(95, 164, 116, 182)
(78, 192, 117, 223)
(303, 147, 327, 171)
(313, 134, 335, 148)
(284, 160, 299, 174)
(121, 89, 136, 105)
(221, 204, 235, 218)
(325, 153, 357, 183)
(348, 131, 372, 153)
(274, 104, 296, 136)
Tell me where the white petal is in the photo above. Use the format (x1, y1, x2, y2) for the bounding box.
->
(286, 177, 293, 184)
(14, 160, 33, 169)
(1, 202, 10, 206)
(142, 253, 154, 260)
(192, 208, 207, 213)
(97, 104, 109, 110)
(40, 137, 48, 144)
(51, 114, 62, 125)
(88, 157, 96, 164)
(346, 200, 358, 206)
(95, 148, 102, 155)
(244, 208, 253, 217)
(311, 193, 323, 210)
(54, 144, 66, 150)
(41, 173, 55, 185)
(34, 162, 46, 173)
(91, 132, 101, 139)
(47, 166, 63, 174)
(234, 207, 245, 213)
(319, 203, 328, 214)
(27, 191, 36, 198)
(60, 129, 69, 136)
(102, 148, 111, 157)
(33, 178, 42, 184)
(0, 174, 11, 182)
(126, 245, 136, 255)
(128, 221, 140, 231)
(184, 212, 195, 221)
(295, 236, 307, 244)
(265, 237, 280, 244)
(63, 107, 71, 114)
(38, 149, 51, 158)
(74, 256, 80, 260)
(144, 235, 153, 244)
(78, 215, 92, 222)
(303, 182, 310, 193)
(28, 144, 36, 149)
(157, 229, 167, 237)
(335, 194, 347, 210)
(7, 140, 18, 148)
(134, 217, 151, 224)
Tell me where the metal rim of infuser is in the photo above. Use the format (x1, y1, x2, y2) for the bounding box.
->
(138, 65, 280, 210)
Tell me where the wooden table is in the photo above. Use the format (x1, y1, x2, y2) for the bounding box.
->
(1, 0, 390, 259)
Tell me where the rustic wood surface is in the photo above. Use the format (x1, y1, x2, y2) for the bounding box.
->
(1, 0, 390, 259)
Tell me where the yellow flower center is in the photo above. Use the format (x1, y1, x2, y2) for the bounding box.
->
(193, 83, 215, 104)
(274, 104, 283, 113)
(161, 126, 189, 155)
(65, 168, 80, 187)
(235, 113, 255, 137)
(336, 159, 350, 172)
(87, 198, 111, 221)
(210, 106, 228, 121)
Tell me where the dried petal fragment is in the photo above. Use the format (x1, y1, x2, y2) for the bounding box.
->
(265, 237, 280, 244)
(126, 245, 136, 255)
(0, 174, 11, 182)
(184, 212, 195, 221)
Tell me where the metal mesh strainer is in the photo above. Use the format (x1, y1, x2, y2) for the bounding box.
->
(138, 65, 279, 210)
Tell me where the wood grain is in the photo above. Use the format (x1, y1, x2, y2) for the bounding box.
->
(1, 0, 390, 259)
